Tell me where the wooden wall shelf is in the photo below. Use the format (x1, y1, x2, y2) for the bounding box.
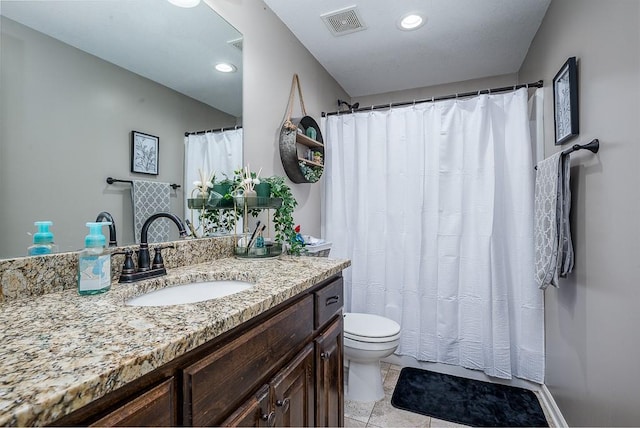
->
(298, 158, 324, 168)
(296, 133, 324, 149)
(279, 116, 324, 183)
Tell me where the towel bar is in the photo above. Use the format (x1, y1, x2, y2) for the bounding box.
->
(106, 177, 180, 190)
(535, 139, 600, 170)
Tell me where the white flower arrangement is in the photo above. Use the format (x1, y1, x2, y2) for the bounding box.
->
(191, 168, 215, 198)
(236, 165, 262, 194)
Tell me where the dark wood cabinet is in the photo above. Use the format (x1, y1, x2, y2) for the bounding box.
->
(272, 343, 315, 427)
(221, 385, 272, 427)
(222, 344, 315, 428)
(54, 274, 344, 427)
(182, 295, 314, 426)
(315, 317, 344, 428)
(89, 377, 176, 427)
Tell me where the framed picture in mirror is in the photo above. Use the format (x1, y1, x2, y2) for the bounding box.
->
(553, 56, 579, 145)
(131, 131, 159, 175)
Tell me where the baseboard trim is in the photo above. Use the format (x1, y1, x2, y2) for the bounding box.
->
(539, 384, 568, 427)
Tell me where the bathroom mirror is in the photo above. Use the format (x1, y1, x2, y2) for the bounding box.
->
(0, 0, 243, 258)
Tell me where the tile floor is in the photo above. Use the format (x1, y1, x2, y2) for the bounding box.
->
(344, 363, 551, 428)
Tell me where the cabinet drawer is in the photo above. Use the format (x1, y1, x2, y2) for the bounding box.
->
(183, 295, 314, 426)
(90, 377, 176, 427)
(314, 277, 344, 329)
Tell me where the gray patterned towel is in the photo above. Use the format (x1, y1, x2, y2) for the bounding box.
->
(131, 180, 171, 244)
(534, 152, 573, 289)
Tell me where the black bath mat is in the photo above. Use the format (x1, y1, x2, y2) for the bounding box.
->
(391, 367, 548, 427)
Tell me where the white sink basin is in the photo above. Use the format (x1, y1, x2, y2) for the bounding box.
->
(126, 280, 253, 307)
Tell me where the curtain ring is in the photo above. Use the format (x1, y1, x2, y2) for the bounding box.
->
(431, 96, 435, 103)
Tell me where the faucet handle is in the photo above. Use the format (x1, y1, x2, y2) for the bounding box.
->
(112, 249, 136, 274)
(152, 244, 176, 270)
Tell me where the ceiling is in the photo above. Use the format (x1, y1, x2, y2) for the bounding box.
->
(263, 0, 551, 98)
(0, 0, 243, 117)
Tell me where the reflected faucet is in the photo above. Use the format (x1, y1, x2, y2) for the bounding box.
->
(95, 211, 117, 247)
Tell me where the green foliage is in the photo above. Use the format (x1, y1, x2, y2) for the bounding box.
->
(193, 172, 302, 255)
(263, 176, 303, 255)
(298, 162, 323, 183)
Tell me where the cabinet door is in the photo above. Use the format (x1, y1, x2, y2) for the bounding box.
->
(220, 384, 274, 427)
(315, 316, 344, 427)
(90, 378, 176, 427)
(183, 295, 313, 426)
(271, 343, 315, 427)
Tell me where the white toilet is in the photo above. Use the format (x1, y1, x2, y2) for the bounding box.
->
(343, 312, 401, 402)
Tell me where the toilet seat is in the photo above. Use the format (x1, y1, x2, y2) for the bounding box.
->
(344, 313, 401, 343)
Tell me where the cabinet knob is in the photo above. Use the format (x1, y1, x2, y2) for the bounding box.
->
(276, 397, 290, 413)
(261, 411, 275, 427)
(320, 351, 331, 360)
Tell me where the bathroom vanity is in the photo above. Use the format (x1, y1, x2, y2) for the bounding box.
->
(0, 245, 349, 426)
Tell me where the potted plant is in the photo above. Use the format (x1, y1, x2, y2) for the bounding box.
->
(313, 151, 323, 164)
(211, 174, 234, 208)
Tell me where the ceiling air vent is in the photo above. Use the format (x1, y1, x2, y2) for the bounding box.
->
(228, 37, 243, 51)
(321, 6, 366, 36)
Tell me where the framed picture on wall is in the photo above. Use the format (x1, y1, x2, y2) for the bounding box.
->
(553, 56, 579, 145)
(131, 131, 159, 175)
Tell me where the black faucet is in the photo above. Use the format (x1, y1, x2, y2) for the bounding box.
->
(95, 211, 118, 247)
(118, 212, 187, 283)
(138, 212, 188, 271)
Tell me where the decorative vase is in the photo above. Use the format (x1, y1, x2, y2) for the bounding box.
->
(305, 127, 317, 140)
(213, 183, 232, 207)
(255, 182, 271, 198)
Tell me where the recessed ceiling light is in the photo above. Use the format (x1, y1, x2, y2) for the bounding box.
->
(398, 13, 426, 31)
(167, 0, 200, 8)
(215, 63, 237, 73)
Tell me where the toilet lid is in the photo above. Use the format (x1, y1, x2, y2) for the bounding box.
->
(344, 313, 401, 341)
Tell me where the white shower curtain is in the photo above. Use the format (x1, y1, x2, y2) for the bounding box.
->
(323, 88, 544, 383)
(184, 128, 243, 228)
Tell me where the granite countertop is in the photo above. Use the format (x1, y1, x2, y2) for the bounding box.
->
(0, 255, 350, 426)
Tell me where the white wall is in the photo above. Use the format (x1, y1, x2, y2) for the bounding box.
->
(519, 0, 640, 425)
(205, 0, 349, 239)
(0, 16, 236, 257)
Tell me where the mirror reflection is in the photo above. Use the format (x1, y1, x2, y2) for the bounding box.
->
(0, 0, 243, 259)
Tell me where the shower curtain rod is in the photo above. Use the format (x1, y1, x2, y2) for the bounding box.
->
(185, 125, 242, 137)
(322, 80, 543, 117)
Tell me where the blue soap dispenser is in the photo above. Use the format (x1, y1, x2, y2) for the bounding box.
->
(27, 221, 58, 255)
(78, 222, 112, 295)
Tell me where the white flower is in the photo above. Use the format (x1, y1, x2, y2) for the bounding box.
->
(206, 181, 213, 188)
(193, 180, 202, 187)
(253, 178, 260, 185)
(243, 178, 253, 184)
